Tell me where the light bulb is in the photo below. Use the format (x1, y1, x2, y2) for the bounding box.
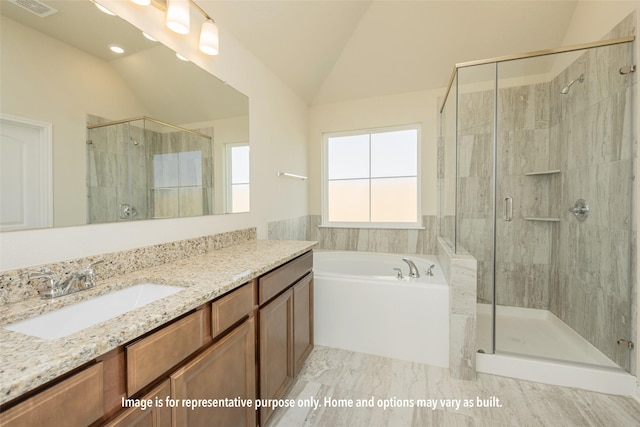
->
(166, 0, 190, 35)
(199, 20, 219, 55)
(109, 44, 125, 54)
(95, 2, 116, 15)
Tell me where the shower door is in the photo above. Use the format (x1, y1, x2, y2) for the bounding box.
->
(494, 42, 634, 371)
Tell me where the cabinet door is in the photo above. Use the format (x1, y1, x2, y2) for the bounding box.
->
(259, 288, 293, 425)
(293, 273, 313, 376)
(171, 318, 256, 427)
(105, 380, 171, 427)
(0, 363, 104, 427)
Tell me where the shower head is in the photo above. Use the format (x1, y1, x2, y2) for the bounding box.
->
(560, 74, 584, 94)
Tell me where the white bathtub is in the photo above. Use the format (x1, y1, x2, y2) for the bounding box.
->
(313, 251, 449, 367)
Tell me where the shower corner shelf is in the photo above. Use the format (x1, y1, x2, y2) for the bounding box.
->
(524, 169, 561, 176)
(524, 217, 560, 222)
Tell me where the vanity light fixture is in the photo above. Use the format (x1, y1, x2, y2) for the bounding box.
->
(126, 0, 220, 56)
(199, 19, 219, 55)
(166, 0, 190, 35)
(176, 53, 190, 62)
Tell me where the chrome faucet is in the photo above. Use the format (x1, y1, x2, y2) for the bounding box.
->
(29, 260, 104, 299)
(402, 257, 420, 278)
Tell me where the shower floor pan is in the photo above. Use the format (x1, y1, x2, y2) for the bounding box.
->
(476, 303, 635, 395)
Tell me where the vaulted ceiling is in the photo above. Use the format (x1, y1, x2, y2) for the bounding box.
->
(202, 0, 580, 105)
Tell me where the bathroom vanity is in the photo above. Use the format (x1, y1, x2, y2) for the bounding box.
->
(0, 240, 315, 427)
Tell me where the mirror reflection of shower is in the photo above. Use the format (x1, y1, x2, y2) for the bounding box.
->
(560, 73, 584, 94)
(86, 116, 214, 224)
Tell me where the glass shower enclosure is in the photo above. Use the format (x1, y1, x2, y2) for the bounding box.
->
(87, 116, 213, 224)
(439, 29, 636, 372)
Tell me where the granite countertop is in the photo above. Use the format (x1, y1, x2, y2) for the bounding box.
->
(0, 239, 316, 405)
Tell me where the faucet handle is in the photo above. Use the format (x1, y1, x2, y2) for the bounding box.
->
(85, 260, 104, 270)
(393, 268, 404, 279)
(82, 260, 104, 288)
(426, 264, 435, 277)
(28, 270, 59, 298)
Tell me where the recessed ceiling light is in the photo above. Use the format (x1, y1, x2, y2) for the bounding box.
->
(95, 2, 116, 16)
(142, 32, 157, 42)
(175, 53, 189, 62)
(109, 44, 125, 54)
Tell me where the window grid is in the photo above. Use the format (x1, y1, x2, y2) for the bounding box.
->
(323, 124, 420, 228)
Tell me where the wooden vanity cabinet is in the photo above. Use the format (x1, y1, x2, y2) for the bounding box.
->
(258, 251, 314, 425)
(1, 251, 313, 427)
(104, 380, 171, 427)
(0, 362, 104, 427)
(293, 273, 313, 376)
(171, 317, 256, 427)
(259, 288, 294, 424)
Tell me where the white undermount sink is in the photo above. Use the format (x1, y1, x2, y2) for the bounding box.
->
(4, 284, 183, 340)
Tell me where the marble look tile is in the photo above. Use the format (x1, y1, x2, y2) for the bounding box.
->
(312, 216, 439, 255)
(450, 259, 477, 315)
(272, 347, 640, 427)
(449, 314, 476, 380)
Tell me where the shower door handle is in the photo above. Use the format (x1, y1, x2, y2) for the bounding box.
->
(504, 197, 513, 222)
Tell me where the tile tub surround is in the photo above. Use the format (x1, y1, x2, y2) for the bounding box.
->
(437, 237, 477, 381)
(0, 239, 316, 405)
(268, 214, 440, 255)
(0, 227, 256, 305)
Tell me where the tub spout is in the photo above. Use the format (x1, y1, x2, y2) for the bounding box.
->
(402, 257, 420, 278)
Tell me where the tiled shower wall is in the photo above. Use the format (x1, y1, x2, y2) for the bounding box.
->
(550, 15, 636, 369)
(440, 13, 637, 370)
(87, 117, 214, 223)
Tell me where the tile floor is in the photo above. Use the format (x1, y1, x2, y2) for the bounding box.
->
(268, 346, 640, 427)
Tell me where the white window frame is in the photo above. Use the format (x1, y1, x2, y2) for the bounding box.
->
(225, 142, 250, 213)
(321, 123, 422, 229)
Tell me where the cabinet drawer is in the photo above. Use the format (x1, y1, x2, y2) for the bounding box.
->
(259, 251, 312, 305)
(212, 281, 254, 339)
(126, 310, 204, 396)
(0, 362, 104, 427)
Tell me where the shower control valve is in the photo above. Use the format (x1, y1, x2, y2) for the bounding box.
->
(569, 199, 589, 222)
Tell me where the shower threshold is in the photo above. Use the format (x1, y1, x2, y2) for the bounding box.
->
(476, 303, 635, 395)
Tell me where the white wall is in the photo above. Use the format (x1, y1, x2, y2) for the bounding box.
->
(1, 16, 152, 228)
(308, 89, 442, 219)
(0, 1, 310, 270)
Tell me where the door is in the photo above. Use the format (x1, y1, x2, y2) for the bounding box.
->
(0, 114, 52, 231)
(493, 44, 633, 370)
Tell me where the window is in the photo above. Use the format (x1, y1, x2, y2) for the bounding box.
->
(323, 124, 420, 227)
(226, 143, 250, 213)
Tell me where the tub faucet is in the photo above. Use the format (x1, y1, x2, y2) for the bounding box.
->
(402, 257, 420, 278)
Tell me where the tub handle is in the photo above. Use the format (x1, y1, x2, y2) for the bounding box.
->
(393, 268, 404, 279)
(504, 197, 513, 222)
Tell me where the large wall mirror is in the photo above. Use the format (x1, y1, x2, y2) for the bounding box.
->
(0, 0, 249, 232)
